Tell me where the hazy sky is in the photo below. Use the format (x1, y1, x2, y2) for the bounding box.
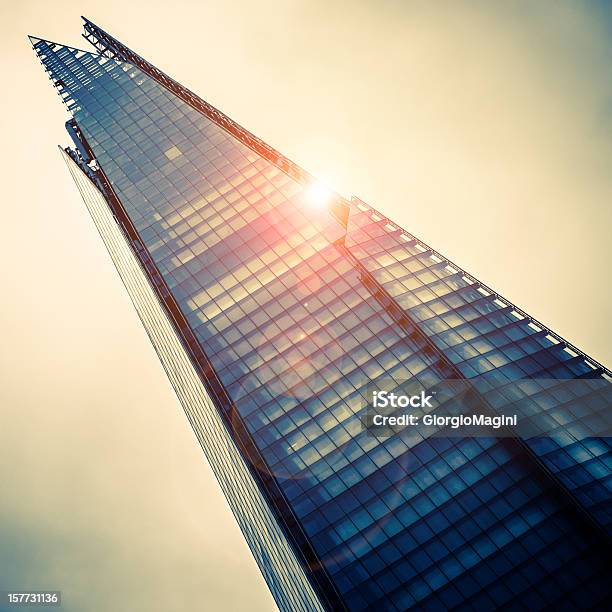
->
(1, 1, 611, 611)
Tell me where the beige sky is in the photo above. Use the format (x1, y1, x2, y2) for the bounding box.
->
(1, 1, 611, 611)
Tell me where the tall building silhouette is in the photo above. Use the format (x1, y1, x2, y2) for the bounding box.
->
(31, 18, 610, 611)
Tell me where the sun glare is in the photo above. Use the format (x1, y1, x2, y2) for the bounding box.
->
(305, 181, 333, 208)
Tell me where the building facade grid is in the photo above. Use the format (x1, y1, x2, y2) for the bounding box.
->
(31, 22, 611, 611)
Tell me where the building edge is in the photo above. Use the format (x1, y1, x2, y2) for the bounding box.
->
(60, 148, 328, 612)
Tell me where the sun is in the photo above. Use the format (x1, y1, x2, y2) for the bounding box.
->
(305, 181, 333, 208)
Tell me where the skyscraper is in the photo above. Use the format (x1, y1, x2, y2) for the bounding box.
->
(30, 17, 611, 611)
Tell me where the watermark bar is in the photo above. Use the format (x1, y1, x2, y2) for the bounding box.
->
(361, 378, 612, 439)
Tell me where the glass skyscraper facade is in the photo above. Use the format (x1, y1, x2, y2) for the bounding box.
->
(31, 18, 611, 611)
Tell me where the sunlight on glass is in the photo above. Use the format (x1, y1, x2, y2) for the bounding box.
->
(305, 181, 333, 208)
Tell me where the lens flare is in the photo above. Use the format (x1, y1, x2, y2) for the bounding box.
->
(305, 181, 333, 208)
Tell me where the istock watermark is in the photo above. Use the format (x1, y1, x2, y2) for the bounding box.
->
(361, 378, 611, 439)
(372, 390, 435, 409)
